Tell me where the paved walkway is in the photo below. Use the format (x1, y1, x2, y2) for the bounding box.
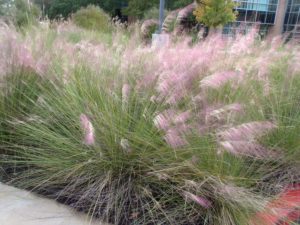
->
(0, 183, 104, 225)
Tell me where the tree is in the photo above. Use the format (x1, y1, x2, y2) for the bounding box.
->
(32, 0, 195, 21)
(14, 0, 40, 27)
(33, 0, 126, 19)
(193, 0, 237, 28)
(99, 0, 127, 15)
(0, 0, 12, 16)
(123, 0, 158, 19)
(166, 0, 194, 10)
(1, 0, 40, 27)
(124, 0, 194, 19)
(45, 0, 97, 20)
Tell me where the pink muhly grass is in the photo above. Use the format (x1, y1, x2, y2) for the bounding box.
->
(166, 88, 187, 105)
(174, 111, 191, 124)
(206, 103, 243, 123)
(200, 71, 241, 89)
(15, 44, 35, 69)
(80, 114, 95, 146)
(154, 110, 176, 131)
(270, 36, 283, 50)
(155, 47, 209, 103)
(175, 123, 192, 135)
(34, 56, 50, 76)
(218, 141, 274, 158)
(164, 128, 187, 149)
(136, 73, 158, 90)
(230, 27, 258, 55)
(150, 95, 157, 103)
(156, 72, 178, 97)
(122, 83, 131, 106)
(183, 191, 212, 209)
(120, 138, 131, 154)
(217, 121, 277, 141)
(217, 121, 278, 158)
(255, 56, 272, 95)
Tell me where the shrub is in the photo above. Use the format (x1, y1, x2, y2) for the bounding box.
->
(72, 5, 111, 32)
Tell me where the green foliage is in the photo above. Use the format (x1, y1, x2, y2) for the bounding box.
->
(125, 0, 194, 19)
(0, 0, 40, 27)
(46, 0, 98, 20)
(31, 0, 194, 20)
(194, 0, 237, 28)
(166, 0, 194, 9)
(0, 0, 10, 16)
(72, 5, 112, 32)
(14, 0, 40, 27)
(143, 7, 168, 20)
(124, 0, 158, 19)
(34, 0, 125, 19)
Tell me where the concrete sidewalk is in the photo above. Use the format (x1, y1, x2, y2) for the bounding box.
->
(0, 183, 104, 225)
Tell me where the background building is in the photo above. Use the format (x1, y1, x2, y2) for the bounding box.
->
(283, 0, 300, 40)
(223, 0, 300, 41)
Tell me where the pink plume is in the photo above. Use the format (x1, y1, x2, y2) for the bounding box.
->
(217, 121, 277, 141)
(122, 83, 131, 105)
(205, 103, 243, 123)
(154, 110, 176, 131)
(219, 141, 274, 158)
(174, 111, 191, 124)
(80, 114, 95, 146)
(183, 191, 212, 209)
(164, 128, 187, 148)
(217, 121, 278, 158)
(200, 71, 241, 89)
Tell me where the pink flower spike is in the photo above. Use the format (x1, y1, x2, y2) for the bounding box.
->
(164, 128, 187, 148)
(200, 71, 240, 89)
(206, 103, 243, 123)
(218, 141, 278, 159)
(120, 138, 131, 154)
(80, 114, 95, 146)
(122, 83, 131, 103)
(217, 121, 277, 141)
(154, 114, 170, 131)
(183, 191, 212, 209)
(153, 110, 176, 131)
(174, 111, 191, 124)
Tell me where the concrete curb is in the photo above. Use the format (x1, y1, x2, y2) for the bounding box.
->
(0, 183, 104, 225)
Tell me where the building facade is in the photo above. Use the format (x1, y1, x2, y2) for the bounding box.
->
(283, 0, 300, 39)
(223, 0, 300, 40)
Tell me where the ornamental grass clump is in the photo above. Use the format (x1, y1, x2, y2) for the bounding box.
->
(0, 23, 300, 225)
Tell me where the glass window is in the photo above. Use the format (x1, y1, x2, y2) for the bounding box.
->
(268, 4, 277, 12)
(288, 13, 299, 24)
(236, 10, 247, 21)
(266, 12, 276, 23)
(291, 5, 300, 12)
(236, 1, 248, 9)
(293, 0, 300, 4)
(234, 0, 278, 24)
(256, 11, 267, 23)
(246, 10, 258, 21)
